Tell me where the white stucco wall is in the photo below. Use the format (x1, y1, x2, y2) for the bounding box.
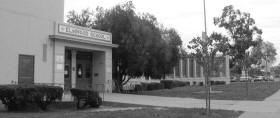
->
(0, 0, 64, 84)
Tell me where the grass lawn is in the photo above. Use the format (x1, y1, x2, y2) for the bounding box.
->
(0, 102, 242, 118)
(142, 81, 280, 100)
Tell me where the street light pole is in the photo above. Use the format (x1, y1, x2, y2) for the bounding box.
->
(266, 54, 268, 81)
(245, 51, 249, 99)
(203, 0, 210, 117)
(203, 0, 207, 34)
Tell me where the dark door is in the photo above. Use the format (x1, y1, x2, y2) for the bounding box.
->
(18, 55, 34, 85)
(64, 50, 72, 92)
(76, 51, 93, 89)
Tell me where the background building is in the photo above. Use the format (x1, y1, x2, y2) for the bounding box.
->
(168, 55, 230, 85)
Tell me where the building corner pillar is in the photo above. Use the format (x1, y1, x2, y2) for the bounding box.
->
(179, 58, 183, 78)
(187, 58, 190, 78)
(71, 50, 77, 88)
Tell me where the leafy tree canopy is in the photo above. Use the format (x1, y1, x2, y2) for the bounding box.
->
(250, 41, 277, 65)
(247, 41, 277, 76)
(214, 5, 263, 74)
(271, 64, 280, 78)
(188, 32, 229, 58)
(188, 32, 229, 77)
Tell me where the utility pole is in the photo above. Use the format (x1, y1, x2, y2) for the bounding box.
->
(203, 0, 210, 117)
(266, 54, 268, 80)
(245, 51, 249, 99)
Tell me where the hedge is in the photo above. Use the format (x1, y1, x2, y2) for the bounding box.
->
(160, 80, 189, 89)
(139, 83, 148, 91)
(210, 81, 226, 85)
(198, 82, 204, 86)
(173, 80, 188, 87)
(160, 80, 174, 89)
(185, 81, 190, 86)
(0, 85, 63, 111)
(134, 84, 143, 93)
(136, 82, 164, 91)
(215, 81, 226, 85)
(147, 82, 164, 91)
(70, 88, 102, 109)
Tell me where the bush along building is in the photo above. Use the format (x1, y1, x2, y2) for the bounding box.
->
(168, 55, 230, 85)
(0, 0, 117, 94)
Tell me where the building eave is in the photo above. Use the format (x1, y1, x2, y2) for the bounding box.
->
(49, 35, 119, 48)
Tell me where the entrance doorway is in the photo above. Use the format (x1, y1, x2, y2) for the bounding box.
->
(64, 49, 93, 91)
(76, 51, 93, 89)
(64, 50, 72, 91)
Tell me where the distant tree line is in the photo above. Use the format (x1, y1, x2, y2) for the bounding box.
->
(188, 5, 277, 78)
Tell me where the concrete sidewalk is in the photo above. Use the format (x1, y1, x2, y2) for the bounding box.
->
(103, 92, 280, 113)
(238, 89, 280, 118)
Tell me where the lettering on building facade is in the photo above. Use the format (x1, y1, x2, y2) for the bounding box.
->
(58, 24, 111, 41)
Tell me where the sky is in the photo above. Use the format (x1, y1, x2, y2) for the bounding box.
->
(64, 0, 280, 64)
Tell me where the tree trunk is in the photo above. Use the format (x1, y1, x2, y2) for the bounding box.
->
(114, 77, 122, 93)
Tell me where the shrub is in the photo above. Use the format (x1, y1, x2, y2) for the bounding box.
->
(216, 81, 226, 85)
(160, 80, 188, 89)
(210, 81, 215, 85)
(146, 82, 164, 91)
(160, 80, 174, 89)
(70, 88, 102, 109)
(185, 82, 190, 86)
(173, 80, 187, 87)
(140, 83, 149, 91)
(192, 81, 197, 85)
(134, 84, 143, 93)
(198, 82, 204, 86)
(0, 85, 63, 111)
(210, 81, 226, 85)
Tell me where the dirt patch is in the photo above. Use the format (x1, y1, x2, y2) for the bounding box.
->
(195, 91, 223, 94)
(81, 106, 144, 112)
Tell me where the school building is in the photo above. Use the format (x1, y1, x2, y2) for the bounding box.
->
(0, 0, 117, 93)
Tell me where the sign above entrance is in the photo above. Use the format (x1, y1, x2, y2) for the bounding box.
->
(58, 24, 111, 42)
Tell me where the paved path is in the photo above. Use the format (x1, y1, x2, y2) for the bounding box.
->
(103, 90, 280, 117)
(238, 89, 280, 118)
